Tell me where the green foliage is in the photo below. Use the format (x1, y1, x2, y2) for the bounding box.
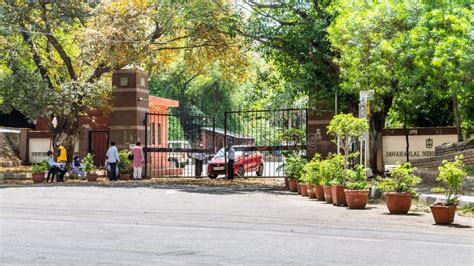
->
(327, 113, 368, 178)
(284, 154, 307, 181)
(377, 162, 421, 195)
(433, 155, 467, 206)
(346, 165, 370, 190)
(316, 154, 344, 186)
(118, 150, 132, 175)
(83, 153, 95, 173)
(301, 155, 322, 185)
(32, 160, 48, 174)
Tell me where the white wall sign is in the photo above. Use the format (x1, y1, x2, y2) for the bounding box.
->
(383, 134, 457, 165)
(29, 138, 50, 163)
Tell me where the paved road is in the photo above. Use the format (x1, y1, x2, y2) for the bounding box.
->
(1, 185, 473, 265)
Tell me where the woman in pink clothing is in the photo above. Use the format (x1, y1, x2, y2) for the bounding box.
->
(131, 141, 145, 180)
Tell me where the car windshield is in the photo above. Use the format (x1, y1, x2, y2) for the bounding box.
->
(214, 148, 242, 158)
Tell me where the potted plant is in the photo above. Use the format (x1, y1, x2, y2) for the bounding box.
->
(319, 158, 333, 203)
(32, 160, 48, 183)
(377, 162, 421, 214)
(430, 155, 467, 225)
(345, 165, 370, 209)
(83, 153, 98, 182)
(302, 155, 323, 199)
(327, 154, 346, 206)
(118, 150, 132, 180)
(327, 114, 369, 207)
(284, 154, 306, 192)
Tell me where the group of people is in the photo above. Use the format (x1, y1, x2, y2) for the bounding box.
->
(44, 141, 145, 182)
(105, 141, 144, 181)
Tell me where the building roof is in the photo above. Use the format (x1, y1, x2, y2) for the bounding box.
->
(149, 96, 179, 108)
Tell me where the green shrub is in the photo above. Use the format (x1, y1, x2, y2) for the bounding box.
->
(432, 155, 467, 206)
(32, 160, 48, 174)
(284, 154, 307, 181)
(118, 150, 132, 174)
(377, 162, 421, 195)
(301, 154, 322, 185)
(346, 164, 370, 190)
(318, 153, 344, 186)
(83, 153, 95, 173)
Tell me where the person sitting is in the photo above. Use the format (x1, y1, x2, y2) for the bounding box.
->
(47, 150, 66, 182)
(71, 155, 86, 180)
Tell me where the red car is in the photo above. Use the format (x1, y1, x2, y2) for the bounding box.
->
(207, 146, 264, 178)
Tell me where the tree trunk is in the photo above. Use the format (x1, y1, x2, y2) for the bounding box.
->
(368, 96, 393, 174)
(403, 110, 409, 163)
(452, 95, 463, 142)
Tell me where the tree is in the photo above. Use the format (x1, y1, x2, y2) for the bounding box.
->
(327, 113, 369, 181)
(233, 1, 353, 111)
(403, 3, 473, 141)
(0, 0, 246, 156)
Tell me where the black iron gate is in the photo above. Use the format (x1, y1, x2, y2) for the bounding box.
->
(224, 109, 307, 178)
(89, 130, 109, 166)
(144, 113, 215, 177)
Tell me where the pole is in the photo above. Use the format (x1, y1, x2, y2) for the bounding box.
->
(335, 88, 340, 153)
(224, 112, 227, 178)
(144, 113, 148, 178)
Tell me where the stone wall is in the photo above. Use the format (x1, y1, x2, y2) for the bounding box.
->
(434, 140, 474, 156)
(411, 148, 474, 169)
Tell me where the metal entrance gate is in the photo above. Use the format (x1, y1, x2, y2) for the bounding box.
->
(144, 113, 215, 177)
(224, 109, 307, 178)
(89, 130, 109, 166)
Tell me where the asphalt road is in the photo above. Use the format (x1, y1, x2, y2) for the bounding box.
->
(1, 185, 473, 265)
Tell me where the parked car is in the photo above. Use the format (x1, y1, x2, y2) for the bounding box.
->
(168, 140, 192, 168)
(207, 146, 264, 178)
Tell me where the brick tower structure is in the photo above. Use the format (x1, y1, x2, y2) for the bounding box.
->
(109, 66, 149, 150)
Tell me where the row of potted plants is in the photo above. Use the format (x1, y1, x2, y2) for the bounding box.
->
(283, 113, 468, 225)
(284, 153, 467, 225)
(32, 150, 134, 182)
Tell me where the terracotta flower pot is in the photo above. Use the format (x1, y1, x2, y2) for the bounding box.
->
(297, 182, 301, 195)
(332, 185, 347, 206)
(345, 190, 369, 209)
(120, 174, 130, 181)
(307, 184, 316, 199)
(288, 179, 298, 192)
(385, 192, 412, 214)
(300, 184, 308, 197)
(32, 173, 45, 183)
(314, 185, 325, 201)
(87, 173, 98, 182)
(284, 176, 289, 189)
(430, 203, 457, 225)
(323, 185, 333, 204)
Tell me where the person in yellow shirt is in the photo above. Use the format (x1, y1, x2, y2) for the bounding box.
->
(56, 143, 68, 167)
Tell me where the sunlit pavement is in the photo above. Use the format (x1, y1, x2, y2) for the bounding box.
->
(0, 186, 473, 265)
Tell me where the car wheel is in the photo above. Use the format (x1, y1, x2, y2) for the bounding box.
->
(237, 165, 245, 177)
(256, 164, 264, 176)
(174, 160, 180, 168)
(208, 174, 218, 179)
(179, 162, 186, 168)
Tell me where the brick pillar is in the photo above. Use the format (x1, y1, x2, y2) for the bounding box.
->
(307, 110, 337, 159)
(109, 68, 149, 150)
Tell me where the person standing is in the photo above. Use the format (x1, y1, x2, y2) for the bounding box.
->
(226, 142, 235, 180)
(192, 142, 206, 177)
(106, 142, 120, 181)
(131, 141, 144, 180)
(56, 143, 67, 168)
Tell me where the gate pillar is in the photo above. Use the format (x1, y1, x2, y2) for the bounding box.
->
(109, 67, 149, 150)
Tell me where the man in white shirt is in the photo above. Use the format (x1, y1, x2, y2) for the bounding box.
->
(192, 142, 207, 177)
(106, 141, 120, 181)
(227, 142, 235, 180)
